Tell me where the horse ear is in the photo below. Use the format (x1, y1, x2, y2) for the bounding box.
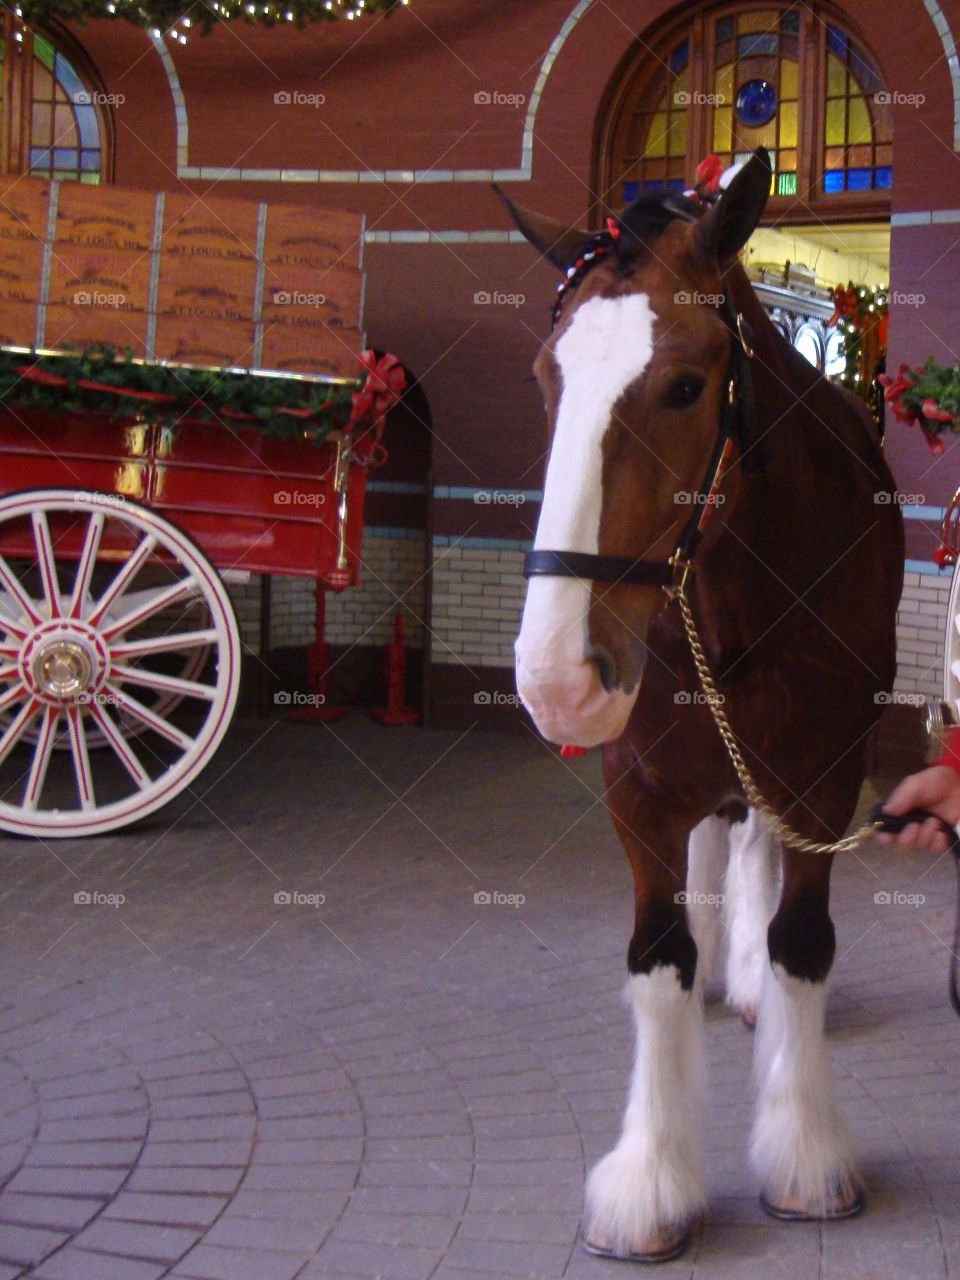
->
(694, 148, 772, 264)
(492, 184, 589, 269)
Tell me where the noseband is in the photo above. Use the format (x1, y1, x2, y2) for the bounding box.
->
(523, 202, 757, 597)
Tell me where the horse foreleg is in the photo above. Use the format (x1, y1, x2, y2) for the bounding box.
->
(723, 805, 778, 1026)
(750, 847, 861, 1219)
(584, 830, 705, 1261)
(685, 813, 728, 999)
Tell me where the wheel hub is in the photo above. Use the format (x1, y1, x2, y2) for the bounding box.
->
(34, 641, 93, 699)
(19, 620, 109, 706)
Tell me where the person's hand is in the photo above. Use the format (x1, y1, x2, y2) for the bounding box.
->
(878, 765, 960, 853)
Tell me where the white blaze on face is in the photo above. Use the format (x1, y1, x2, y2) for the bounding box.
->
(516, 293, 656, 746)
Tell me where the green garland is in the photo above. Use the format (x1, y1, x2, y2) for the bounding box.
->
(18, 0, 407, 34)
(893, 358, 960, 422)
(0, 345, 358, 443)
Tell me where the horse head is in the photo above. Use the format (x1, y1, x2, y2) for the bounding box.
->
(504, 149, 772, 747)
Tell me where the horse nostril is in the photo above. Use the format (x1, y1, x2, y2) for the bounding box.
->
(590, 645, 619, 693)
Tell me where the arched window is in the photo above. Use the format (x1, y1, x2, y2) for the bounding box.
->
(596, 4, 890, 220)
(0, 14, 110, 183)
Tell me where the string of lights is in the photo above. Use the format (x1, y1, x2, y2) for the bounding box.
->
(15, 0, 409, 43)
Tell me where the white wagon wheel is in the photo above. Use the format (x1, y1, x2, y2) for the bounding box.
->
(0, 489, 241, 838)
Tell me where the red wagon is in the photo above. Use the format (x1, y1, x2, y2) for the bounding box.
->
(0, 178, 398, 837)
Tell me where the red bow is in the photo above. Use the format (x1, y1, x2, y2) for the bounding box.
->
(349, 350, 406, 427)
(827, 284, 858, 328)
(695, 154, 724, 194)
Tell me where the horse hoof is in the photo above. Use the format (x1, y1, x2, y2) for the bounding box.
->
(759, 1189, 864, 1221)
(582, 1229, 690, 1264)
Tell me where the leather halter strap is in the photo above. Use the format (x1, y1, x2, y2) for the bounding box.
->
(524, 291, 755, 592)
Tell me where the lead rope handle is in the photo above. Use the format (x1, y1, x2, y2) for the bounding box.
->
(674, 581, 872, 855)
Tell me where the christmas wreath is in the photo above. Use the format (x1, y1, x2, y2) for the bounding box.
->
(877, 357, 960, 457)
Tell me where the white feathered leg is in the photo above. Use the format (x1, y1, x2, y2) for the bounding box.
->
(751, 962, 860, 1217)
(685, 814, 728, 999)
(584, 967, 706, 1257)
(723, 808, 777, 1025)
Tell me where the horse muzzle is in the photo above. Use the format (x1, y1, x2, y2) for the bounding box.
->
(515, 647, 640, 747)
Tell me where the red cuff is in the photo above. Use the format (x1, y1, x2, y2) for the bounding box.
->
(935, 726, 960, 775)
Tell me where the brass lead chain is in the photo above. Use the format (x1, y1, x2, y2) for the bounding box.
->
(674, 581, 872, 855)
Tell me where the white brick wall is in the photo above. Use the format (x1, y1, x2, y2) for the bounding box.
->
(222, 532, 427, 655)
(325, 532, 426, 648)
(431, 543, 525, 667)
(221, 546, 957, 700)
(894, 569, 952, 700)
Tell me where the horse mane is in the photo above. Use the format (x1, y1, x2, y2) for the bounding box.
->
(611, 191, 701, 264)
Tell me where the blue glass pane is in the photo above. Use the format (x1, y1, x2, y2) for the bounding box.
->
(737, 33, 778, 57)
(716, 16, 734, 39)
(53, 148, 79, 170)
(622, 180, 640, 202)
(55, 53, 85, 104)
(874, 165, 893, 189)
(666, 179, 685, 193)
(76, 103, 99, 149)
(670, 39, 689, 73)
(779, 10, 800, 33)
(29, 148, 51, 170)
(735, 78, 777, 126)
(827, 26, 847, 58)
(80, 149, 99, 171)
(847, 167, 871, 190)
(823, 169, 844, 193)
(643, 180, 668, 192)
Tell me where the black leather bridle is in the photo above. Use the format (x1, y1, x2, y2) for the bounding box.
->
(523, 212, 758, 597)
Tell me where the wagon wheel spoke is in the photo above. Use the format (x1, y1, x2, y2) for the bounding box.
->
(111, 629, 218, 660)
(70, 511, 104, 620)
(0, 683, 29, 717)
(102, 577, 199, 642)
(65, 706, 95, 812)
(31, 512, 61, 619)
(104, 684, 195, 752)
(0, 699, 39, 767)
(0, 555, 39, 631)
(23, 706, 58, 811)
(86, 533, 157, 627)
(110, 664, 217, 702)
(0, 664, 19, 682)
(88, 701, 151, 791)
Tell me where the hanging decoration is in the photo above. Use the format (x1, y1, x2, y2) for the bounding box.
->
(15, 0, 408, 42)
(0, 344, 406, 444)
(878, 357, 960, 459)
(826, 281, 888, 426)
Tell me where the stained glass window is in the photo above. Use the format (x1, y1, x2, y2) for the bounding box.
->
(602, 4, 890, 214)
(821, 25, 891, 195)
(0, 24, 105, 183)
(711, 8, 801, 199)
(616, 37, 690, 197)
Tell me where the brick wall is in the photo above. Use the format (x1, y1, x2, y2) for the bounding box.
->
(894, 569, 952, 702)
(431, 542, 525, 667)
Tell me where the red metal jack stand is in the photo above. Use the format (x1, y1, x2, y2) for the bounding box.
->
(370, 613, 420, 726)
(288, 586, 349, 724)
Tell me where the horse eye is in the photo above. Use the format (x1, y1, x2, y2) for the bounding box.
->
(664, 375, 705, 409)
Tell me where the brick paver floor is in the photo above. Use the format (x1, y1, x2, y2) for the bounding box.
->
(0, 717, 958, 1279)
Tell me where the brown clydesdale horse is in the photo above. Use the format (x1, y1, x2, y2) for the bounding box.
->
(503, 150, 904, 1261)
